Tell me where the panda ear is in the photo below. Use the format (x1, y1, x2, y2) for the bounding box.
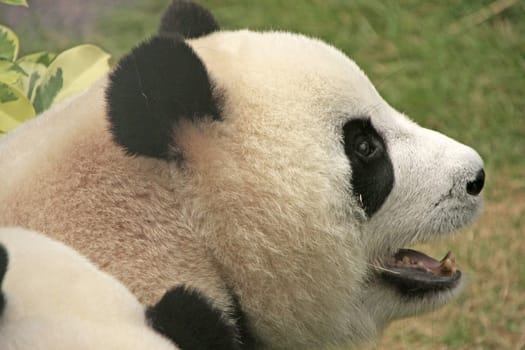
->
(159, 0, 220, 39)
(0, 244, 7, 316)
(106, 36, 221, 160)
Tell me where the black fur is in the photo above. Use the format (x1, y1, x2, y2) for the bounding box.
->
(159, 0, 220, 39)
(0, 244, 7, 317)
(147, 286, 245, 350)
(343, 118, 394, 217)
(106, 36, 221, 159)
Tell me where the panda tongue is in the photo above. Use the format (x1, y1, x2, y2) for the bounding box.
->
(394, 249, 457, 276)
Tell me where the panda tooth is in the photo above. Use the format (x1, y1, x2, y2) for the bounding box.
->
(441, 251, 455, 263)
(441, 258, 453, 273)
(402, 256, 410, 265)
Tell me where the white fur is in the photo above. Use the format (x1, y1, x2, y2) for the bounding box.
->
(0, 227, 177, 350)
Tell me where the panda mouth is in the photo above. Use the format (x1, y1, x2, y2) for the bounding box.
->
(378, 249, 461, 296)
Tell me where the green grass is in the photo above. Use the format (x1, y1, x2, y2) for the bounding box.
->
(443, 318, 473, 348)
(2, 0, 524, 348)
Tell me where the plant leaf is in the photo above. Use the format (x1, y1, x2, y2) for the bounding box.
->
(0, 0, 28, 6)
(33, 67, 63, 114)
(0, 82, 17, 103)
(26, 70, 41, 101)
(0, 82, 35, 134)
(0, 25, 19, 62)
(47, 44, 110, 104)
(0, 59, 27, 86)
(16, 52, 57, 101)
(18, 51, 56, 67)
(15, 61, 46, 101)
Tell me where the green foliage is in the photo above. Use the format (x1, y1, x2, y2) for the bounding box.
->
(0, 0, 27, 7)
(33, 67, 62, 114)
(0, 82, 17, 103)
(0, 2, 110, 136)
(0, 25, 19, 61)
(0, 82, 34, 133)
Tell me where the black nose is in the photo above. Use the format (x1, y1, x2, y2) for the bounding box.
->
(466, 169, 485, 196)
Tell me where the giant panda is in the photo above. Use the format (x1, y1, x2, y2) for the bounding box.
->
(0, 1, 485, 348)
(0, 227, 245, 350)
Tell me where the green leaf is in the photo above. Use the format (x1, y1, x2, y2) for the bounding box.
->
(33, 67, 63, 114)
(0, 83, 17, 103)
(16, 52, 56, 100)
(46, 44, 110, 104)
(0, 25, 19, 62)
(18, 51, 56, 67)
(0, 82, 35, 134)
(0, 59, 27, 86)
(15, 62, 45, 101)
(26, 70, 41, 101)
(0, 0, 28, 6)
(18, 44, 110, 115)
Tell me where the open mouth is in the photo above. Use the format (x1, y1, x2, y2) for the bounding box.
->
(379, 249, 461, 296)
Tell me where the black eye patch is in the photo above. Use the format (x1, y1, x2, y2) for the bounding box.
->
(342, 118, 394, 217)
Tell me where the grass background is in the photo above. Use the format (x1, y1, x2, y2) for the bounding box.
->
(2, 0, 524, 348)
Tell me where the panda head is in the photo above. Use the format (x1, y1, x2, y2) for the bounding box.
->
(107, 1, 484, 347)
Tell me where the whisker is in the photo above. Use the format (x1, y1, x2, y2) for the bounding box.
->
(366, 261, 400, 275)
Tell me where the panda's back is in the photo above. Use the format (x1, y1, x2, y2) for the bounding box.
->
(0, 77, 226, 305)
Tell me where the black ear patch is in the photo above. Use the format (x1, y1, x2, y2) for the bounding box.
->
(159, 0, 220, 39)
(146, 286, 244, 350)
(106, 36, 221, 160)
(343, 118, 394, 217)
(0, 244, 8, 317)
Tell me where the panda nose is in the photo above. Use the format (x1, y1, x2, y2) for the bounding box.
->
(466, 169, 485, 196)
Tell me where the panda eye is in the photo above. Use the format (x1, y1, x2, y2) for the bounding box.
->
(355, 138, 376, 158)
(342, 118, 384, 162)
